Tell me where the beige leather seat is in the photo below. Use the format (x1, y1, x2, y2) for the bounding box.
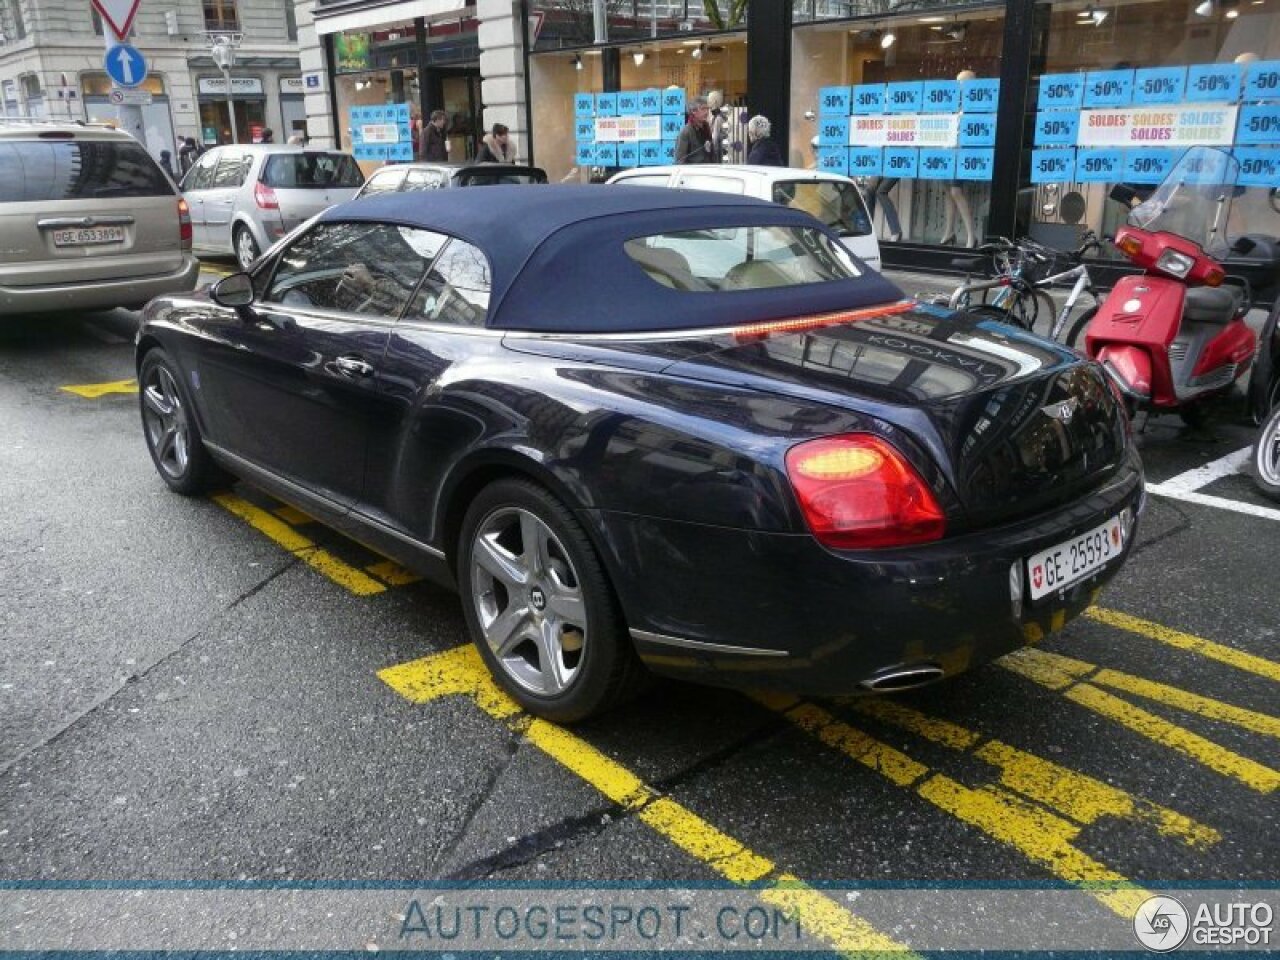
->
(627, 244, 697, 290)
(720, 258, 793, 291)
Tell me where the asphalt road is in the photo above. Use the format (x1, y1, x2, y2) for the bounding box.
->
(1, 264, 1276, 952)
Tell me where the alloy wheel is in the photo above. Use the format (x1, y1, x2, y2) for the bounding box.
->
(141, 364, 190, 480)
(469, 507, 588, 697)
(1258, 381, 1280, 487)
(236, 229, 258, 270)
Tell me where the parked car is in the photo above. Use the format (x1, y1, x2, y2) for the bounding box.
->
(355, 162, 548, 199)
(607, 164, 882, 272)
(136, 186, 1141, 722)
(179, 145, 364, 270)
(0, 121, 199, 315)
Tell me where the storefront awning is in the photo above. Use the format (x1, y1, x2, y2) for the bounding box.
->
(313, 0, 469, 35)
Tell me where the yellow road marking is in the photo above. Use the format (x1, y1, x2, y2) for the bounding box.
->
(752, 691, 1151, 919)
(379, 647, 916, 957)
(847, 699, 1219, 849)
(273, 505, 314, 526)
(212, 493, 386, 596)
(1003, 648, 1279, 794)
(60, 378, 138, 398)
(365, 560, 423, 586)
(1004, 648, 1280, 739)
(1087, 607, 1280, 682)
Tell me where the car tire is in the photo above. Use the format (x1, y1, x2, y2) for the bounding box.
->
(138, 348, 223, 495)
(234, 225, 260, 271)
(458, 478, 645, 723)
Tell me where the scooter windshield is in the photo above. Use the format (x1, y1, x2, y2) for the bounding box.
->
(1127, 146, 1239, 257)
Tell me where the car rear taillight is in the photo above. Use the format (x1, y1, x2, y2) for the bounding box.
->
(254, 181, 279, 210)
(785, 434, 945, 550)
(177, 197, 192, 249)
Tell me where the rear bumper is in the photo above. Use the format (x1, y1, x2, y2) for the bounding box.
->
(0, 255, 200, 315)
(590, 452, 1144, 694)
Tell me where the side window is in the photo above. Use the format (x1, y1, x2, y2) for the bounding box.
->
(264, 222, 448, 318)
(184, 152, 218, 191)
(212, 153, 246, 189)
(613, 174, 672, 188)
(362, 169, 406, 196)
(403, 169, 446, 191)
(677, 174, 745, 195)
(404, 238, 491, 327)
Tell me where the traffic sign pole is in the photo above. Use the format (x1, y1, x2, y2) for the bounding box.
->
(101, 15, 144, 147)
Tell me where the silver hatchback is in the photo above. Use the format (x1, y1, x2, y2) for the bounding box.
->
(180, 145, 364, 269)
(0, 121, 199, 316)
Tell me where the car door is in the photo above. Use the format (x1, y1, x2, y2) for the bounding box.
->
(203, 150, 248, 253)
(183, 220, 439, 510)
(361, 233, 493, 542)
(180, 150, 218, 249)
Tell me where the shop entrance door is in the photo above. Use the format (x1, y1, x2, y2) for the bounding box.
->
(423, 68, 481, 162)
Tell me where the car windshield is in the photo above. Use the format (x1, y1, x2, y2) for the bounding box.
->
(457, 169, 547, 187)
(624, 225, 862, 292)
(772, 181, 873, 238)
(262, 152, 363, 189)
(0, 140, 173, 201)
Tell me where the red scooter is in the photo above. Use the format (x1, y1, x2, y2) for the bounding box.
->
(1074, 147, 1278, 424)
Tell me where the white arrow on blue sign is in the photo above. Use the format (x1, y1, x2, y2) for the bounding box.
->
(104, 43, 147, 89)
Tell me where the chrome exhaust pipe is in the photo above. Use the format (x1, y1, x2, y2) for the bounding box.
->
(860, 664, 946, 692)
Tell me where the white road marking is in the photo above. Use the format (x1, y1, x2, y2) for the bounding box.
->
(1146, 483, 1280, 522)
(1155, 447, 1251, 494)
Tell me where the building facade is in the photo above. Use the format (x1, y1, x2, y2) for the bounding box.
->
(0, 0, 304, 167)
(255, 0, 1280, 269)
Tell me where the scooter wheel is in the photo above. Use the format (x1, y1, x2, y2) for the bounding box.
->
(1250, 404, 1280, 502)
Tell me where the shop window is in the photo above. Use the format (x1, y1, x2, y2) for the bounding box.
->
(529, 0, 744, 50)
(1024, 0, 1280, 251)
(791, 11, 1005, 247)
(203, 0, 239, 32)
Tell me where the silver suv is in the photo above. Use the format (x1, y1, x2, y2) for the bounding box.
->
(0, 121, 199, 315)
(180, 145, 364, 269)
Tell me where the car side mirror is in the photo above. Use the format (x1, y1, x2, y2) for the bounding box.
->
(212, 272, 254, 309)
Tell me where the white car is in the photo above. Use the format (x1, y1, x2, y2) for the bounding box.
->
(606, 165, 881, 272)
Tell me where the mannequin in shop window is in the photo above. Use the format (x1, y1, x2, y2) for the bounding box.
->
(865, 176, 904, 242)
(707, 90, 729, 162)
(940, 70, 978, 247)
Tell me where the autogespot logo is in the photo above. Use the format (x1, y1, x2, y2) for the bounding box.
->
(1134, 895, 1191, 953)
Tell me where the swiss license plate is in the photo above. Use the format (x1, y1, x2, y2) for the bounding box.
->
(52, 226, 125, 247)
(1027, 514, 1126, 601)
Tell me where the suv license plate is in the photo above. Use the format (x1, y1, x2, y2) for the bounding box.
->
(1027, 514, 1126, 601)
(52, 227, 125, 247)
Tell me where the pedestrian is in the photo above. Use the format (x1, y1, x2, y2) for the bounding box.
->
(260, 128, 275, 144)
(158, 149, 175, 178)
(422, 109, 448, 161)
(707, 90, 728, 162)
(476, 123, 517, 163)
(177, 136, 200, 174)
(675, 96, 715, 164)
(746, 115, 783, 167)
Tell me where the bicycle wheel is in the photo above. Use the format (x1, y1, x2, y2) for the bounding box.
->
(1065, 306, 1099, 350)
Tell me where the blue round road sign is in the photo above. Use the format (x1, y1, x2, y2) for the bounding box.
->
(104, 43, 147, 89)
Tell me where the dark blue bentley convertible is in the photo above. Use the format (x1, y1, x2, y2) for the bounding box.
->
(136, 186, 1143, 722)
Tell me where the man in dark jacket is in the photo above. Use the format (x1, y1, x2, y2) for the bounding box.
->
(746, 115, 784, 166)
(675, 97, 715, 164)
(422, 109, 448, 161)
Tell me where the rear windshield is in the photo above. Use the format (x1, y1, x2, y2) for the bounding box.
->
(772, 181, 872, 238)
(262, 153, 364, 189)
(624, 225, 862, 293)
(457, 169, 547, 187)
(0, 139, 173, 202)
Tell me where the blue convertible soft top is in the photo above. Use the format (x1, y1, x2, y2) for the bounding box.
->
(323, 185, 904, 334)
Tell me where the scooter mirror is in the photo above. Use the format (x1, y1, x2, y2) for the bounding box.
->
(1232, 235, 1258, 255)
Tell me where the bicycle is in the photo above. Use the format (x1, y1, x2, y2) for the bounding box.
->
(934, 233, 1105, 344)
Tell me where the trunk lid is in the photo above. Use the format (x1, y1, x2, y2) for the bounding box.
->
(260, 152, 363, 232)
(0, 135, 183, 285)
(658, 304, 1131, 527)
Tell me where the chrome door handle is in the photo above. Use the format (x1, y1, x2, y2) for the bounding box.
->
(333, 355, 374, 378)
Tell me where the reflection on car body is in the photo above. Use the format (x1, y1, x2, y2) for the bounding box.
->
(136, 185, 1142, 723)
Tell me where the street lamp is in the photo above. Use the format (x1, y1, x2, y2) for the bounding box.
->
(211, 38, 239, 143)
